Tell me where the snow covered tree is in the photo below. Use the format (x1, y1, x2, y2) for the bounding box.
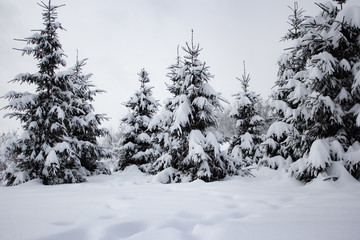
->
(148, 34, 231, 182)
(290, 1, 360, 180)
(2, 1, 108, 185)
(259, 121, 294, 170)
(263, 2, 308, 164)
(66, 56, 110, 174)
(228, 62, 264, 167)
(0, 131, 19, 184)
(101, 124, 125, 171)
(269, 1, 360, 180)
(116, 69, 160, 171)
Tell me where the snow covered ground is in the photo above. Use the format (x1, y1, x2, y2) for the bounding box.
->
(1, 166, 359, 240)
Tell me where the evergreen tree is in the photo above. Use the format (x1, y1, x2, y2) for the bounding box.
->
(0, 131, 19, 184)
(263, 2, 308, 163)
(67, 56, 110, 174)
(229, 62, 264, 167)
(289, 1, 360, 180)
(269, 1, 360, 180)
(149, 33, 230, 182)
(116, 69, 160, 171)
(2, 1, 108, 185)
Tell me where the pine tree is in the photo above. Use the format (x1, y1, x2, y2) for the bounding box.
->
(2, 1, 108, 185)
(229, 62, 264, 167)
(270, 1, 360, 180)
(116, 69, 160, 171)
(149, 33, 230, 182)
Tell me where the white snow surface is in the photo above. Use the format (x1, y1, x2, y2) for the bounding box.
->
(0, 166, 359, 240)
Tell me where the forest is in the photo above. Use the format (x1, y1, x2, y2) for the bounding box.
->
(1, 0, 360, 186)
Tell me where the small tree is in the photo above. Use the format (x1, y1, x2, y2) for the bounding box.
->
(0, 131, 19, 184)
(229, 62, 264, 167)
(116, 69, 160, 171)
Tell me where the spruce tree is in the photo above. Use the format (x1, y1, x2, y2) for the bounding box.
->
(116, 69, 160, 171)
(2, 1, 108, 185)
(263, 2, 308, 163)
(290, 1, 360, 180)
(229, 62, 264, 167)
(67, 56, 110, 174)
(270, 1, 360, 180)
(149, 33, 230, 182)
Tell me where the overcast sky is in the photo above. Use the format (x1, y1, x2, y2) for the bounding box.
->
(1, 0, 359, 133)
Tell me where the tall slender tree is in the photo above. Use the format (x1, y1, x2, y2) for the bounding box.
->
(229, 62, 264, 167)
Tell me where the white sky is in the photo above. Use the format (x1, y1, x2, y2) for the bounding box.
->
(0, 0, 358, 133)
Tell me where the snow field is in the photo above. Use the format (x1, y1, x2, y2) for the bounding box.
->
(1, 166, 359, 240)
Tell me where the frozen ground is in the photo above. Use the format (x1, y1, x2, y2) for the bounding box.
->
(0, 166, 359, 240)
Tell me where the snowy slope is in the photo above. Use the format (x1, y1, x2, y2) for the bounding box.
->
(0, 166, 359, 240)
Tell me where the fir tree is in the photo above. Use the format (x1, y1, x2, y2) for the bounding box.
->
(116, 69, 160, 171)
(2, 1, 108, 185)
(149, 33, 231, 182)
(229, 62, 264, 167)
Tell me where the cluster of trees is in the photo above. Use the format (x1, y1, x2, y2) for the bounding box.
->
(1, 0, 360, 185)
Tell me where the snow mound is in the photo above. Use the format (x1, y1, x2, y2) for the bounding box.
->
(327, 162, 359, 185)
(152, 167, 183, 184)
